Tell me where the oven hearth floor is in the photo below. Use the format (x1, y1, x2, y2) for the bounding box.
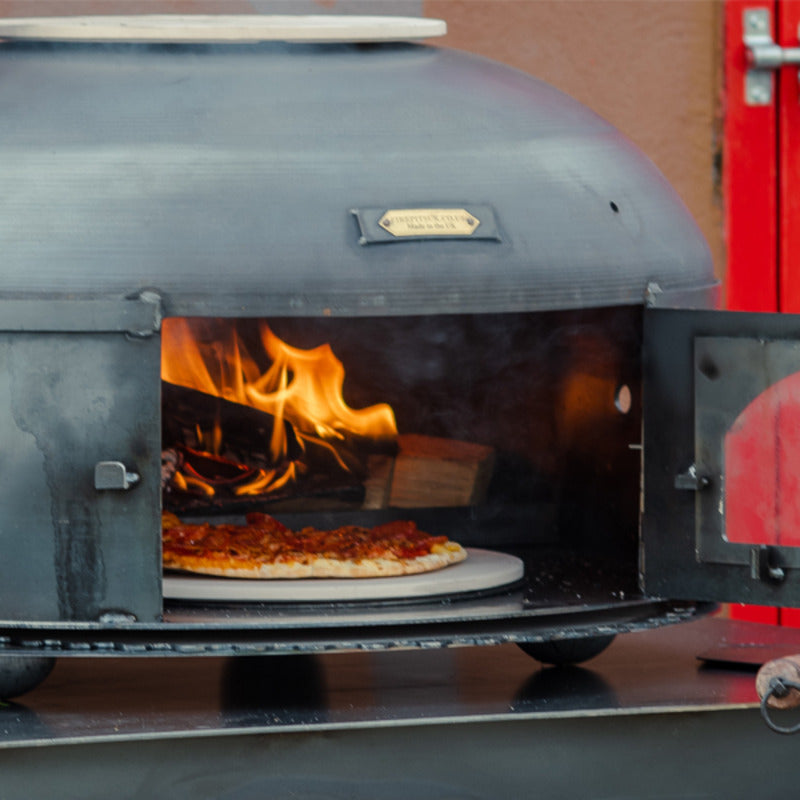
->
(0, 549, 705, 657)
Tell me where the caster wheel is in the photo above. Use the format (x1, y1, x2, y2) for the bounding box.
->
(517, 635, 616, 666)
(0, 656, 56, 700)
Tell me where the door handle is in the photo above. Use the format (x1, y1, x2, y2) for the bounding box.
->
(743, 7, 800, 105)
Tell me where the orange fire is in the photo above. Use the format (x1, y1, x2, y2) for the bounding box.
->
(161, 319, 397, 498)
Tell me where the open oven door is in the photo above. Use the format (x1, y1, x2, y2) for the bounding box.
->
(642, 306, 800, 607)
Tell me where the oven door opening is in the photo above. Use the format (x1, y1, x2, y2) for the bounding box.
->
(159, 308, 646, 619)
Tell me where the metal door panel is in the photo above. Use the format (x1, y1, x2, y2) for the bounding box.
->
(0, 328, 161, 623)
(642, 307, 800, 606)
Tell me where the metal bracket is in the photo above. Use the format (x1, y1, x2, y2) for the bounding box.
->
(94, 461, 140, 491)
(674, 464, 709, 491)
(0, 292, 162, 335)
(743, 7, 800, 105)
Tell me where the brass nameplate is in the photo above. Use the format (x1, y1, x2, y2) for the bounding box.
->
(378, 208, 480, 238)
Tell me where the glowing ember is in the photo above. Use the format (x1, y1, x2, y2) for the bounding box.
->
(161, 319, 398, 500)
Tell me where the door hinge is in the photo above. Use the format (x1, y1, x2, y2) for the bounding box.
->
(751, 544, 787, 584)
(743, 7, 800, 105)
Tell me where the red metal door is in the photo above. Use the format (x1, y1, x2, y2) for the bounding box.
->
(777, 1, 800, 314)
(725, 0, 778, 315)
(724, 0, 800, 623)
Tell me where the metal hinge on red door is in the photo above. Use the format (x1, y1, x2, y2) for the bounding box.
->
(743, 7, 800, 104)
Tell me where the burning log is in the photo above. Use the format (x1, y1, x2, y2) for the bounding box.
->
(362, 454, 396, 509)
(160, 439, 369, 514)
(162, 381, 303, 469)
(160, 320, 400, 513)
(161, 381, 396, 514)
(365, 434, 495, 509)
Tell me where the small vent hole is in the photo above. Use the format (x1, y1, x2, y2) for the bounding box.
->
(699, 357, 719, 381)
(614, 384, 632, 414)
(609, 201, 620, 213)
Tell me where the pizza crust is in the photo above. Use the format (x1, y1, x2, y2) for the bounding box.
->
(163, 541, 467, 580)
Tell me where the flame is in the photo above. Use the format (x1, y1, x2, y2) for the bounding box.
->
(161, 319, 397, 497)
(246, 325, 397, 442)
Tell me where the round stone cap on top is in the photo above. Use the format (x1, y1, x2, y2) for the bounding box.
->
(0, 14, 447, 44)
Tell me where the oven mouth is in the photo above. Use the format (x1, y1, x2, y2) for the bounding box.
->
(156, 307, 644, 613)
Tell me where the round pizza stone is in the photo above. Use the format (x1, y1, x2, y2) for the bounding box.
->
(162, 548, 523, 603)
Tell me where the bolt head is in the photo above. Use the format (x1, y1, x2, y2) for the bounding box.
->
(745, 10, 769, 33)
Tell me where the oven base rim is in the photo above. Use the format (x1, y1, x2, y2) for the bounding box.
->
(0, 599, 712, 658)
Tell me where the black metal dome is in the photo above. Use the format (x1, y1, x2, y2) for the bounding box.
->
(0, 16, 716, 317)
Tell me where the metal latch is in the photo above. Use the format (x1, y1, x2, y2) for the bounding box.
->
(674, 464, 710, 491)
(743, 8, 800, 105)
(95, 461, 140, 491)
(751, 544, 786, 584)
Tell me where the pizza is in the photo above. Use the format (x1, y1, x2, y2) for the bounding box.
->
(162, 512, 467, 579)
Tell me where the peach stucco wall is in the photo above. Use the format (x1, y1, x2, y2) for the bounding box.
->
(425, 0, 725, 280)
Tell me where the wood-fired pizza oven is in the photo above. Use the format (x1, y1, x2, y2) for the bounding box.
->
(0, 15, 754, 699)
